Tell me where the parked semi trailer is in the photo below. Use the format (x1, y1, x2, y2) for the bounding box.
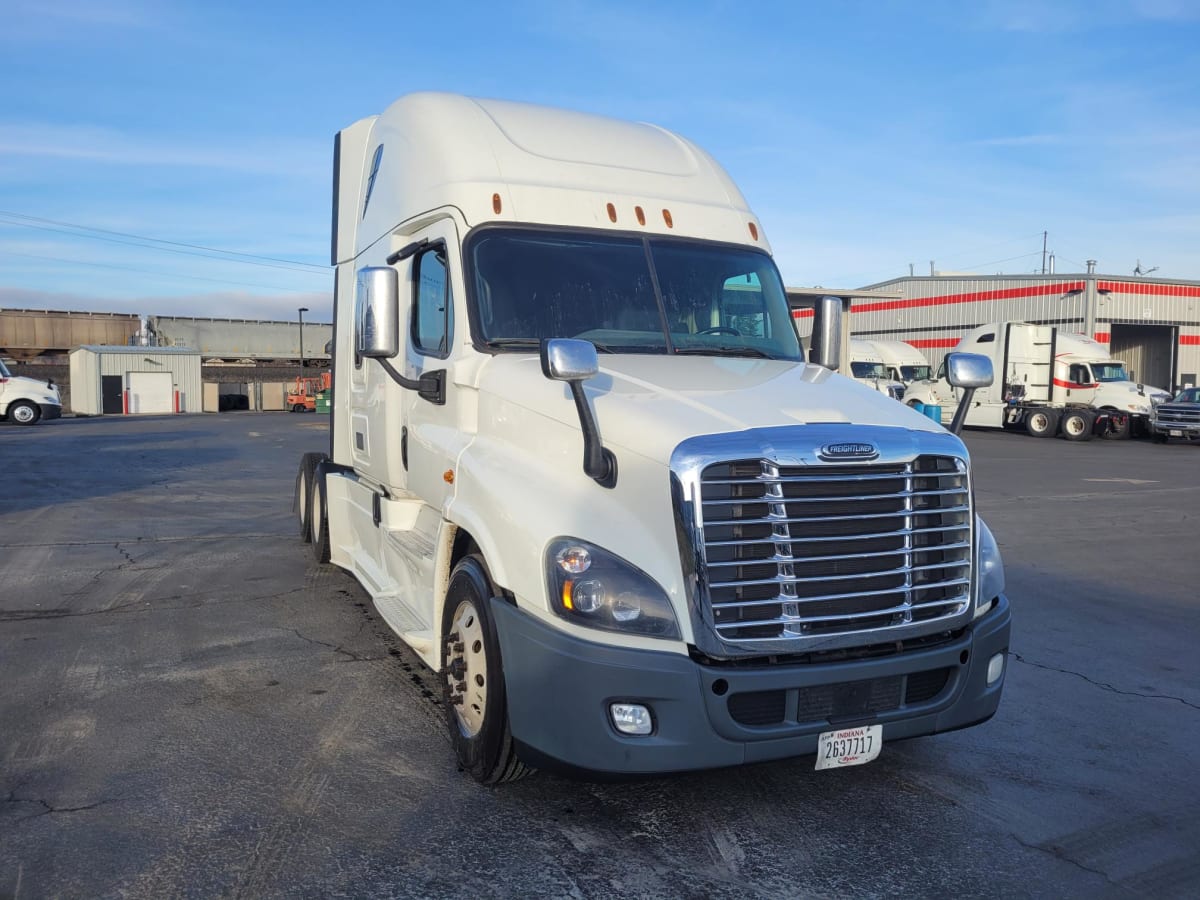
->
(848, 339, 905, 399)
(296, 92, 1010, 782)
(904, 322, 1172, 439)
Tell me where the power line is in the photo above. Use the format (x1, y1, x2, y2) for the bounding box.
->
(0, 249, 329, 294)
(0, 209, 328, 272)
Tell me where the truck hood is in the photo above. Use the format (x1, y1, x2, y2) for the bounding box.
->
(474, 354, 943, 464)
(3, 374, 61, 405)
(1096, 380, 1171, 410)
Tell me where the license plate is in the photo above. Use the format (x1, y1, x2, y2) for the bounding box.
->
(1170, 430, 1183, 437)
(815, 724, 882, 770)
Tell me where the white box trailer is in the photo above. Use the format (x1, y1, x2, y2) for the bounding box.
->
(904, 322, 1172, 439)
(297, 92, 1011, 783)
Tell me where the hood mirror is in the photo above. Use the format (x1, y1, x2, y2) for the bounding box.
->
(541, 339, 615, 488)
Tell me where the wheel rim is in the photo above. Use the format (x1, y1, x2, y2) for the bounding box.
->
(1031, 413, 1048, 432)
(1065, 416, 1084, 436)
(12, 405, 34, 424)
(447, 599, 488, 737)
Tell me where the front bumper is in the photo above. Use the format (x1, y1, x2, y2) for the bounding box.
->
(40, 403, 62, 420)
(1152, 417, 1200, 436)
(493, 595, 1011, 777)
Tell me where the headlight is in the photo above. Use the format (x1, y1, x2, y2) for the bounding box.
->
(1126, 403, 1149, 413)
(546, 538, 681, 639)
(975, 517, 1005, 619)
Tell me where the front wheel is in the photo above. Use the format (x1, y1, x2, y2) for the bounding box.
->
(8, 401, 40, 426)
(441, 556, 532, 784)
(1099, 409, 1130, 439)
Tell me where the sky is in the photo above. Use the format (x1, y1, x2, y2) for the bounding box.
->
(1, 0, 1198, 324)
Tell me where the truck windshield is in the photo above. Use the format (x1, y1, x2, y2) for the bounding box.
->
(1090, 362, 1129, 382)
(901, 365, 931, 382)
(467, 228, 802, 360)
(850, 361, 887, 379)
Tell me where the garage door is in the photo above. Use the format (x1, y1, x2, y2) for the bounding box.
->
(128, 372, 174, 414)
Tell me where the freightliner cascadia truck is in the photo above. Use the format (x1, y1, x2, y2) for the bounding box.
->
(296, 92, 1010, 783)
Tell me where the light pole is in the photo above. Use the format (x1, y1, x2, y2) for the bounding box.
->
(298, 307, 309, 369)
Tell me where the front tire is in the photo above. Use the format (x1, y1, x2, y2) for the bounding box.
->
(308, 470, 331, 563)
(296, 452, 326, 542)
(441, 556, 532, 785)
(9, 401, 40, 426)
(1100, 409, 1130, 439)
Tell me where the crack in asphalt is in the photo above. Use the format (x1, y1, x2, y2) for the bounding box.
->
(282, 627, 385, 663)
(1011, 833, 1119, 887)
(3, 791, 120, 825)
(0, 587, 309, 623)
(1011, 653, 1200, 711)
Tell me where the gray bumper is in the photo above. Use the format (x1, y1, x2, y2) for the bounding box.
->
(40, 403, 62, 420)
(1152, 419, 1200, 435)
(493, 596, 1010, 777)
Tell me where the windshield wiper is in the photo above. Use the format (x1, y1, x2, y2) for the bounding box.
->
(483, 338, 541, 350)
(673, 346, 775, 359)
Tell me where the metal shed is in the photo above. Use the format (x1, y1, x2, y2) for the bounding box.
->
(68, 346, 202, 416)
(840, 272, 1200, 392)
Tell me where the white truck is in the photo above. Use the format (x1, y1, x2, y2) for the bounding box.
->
(848, 339, 905, 400)
(0, 359, 62, 425)
(298, 92, 1010, 782)
(904, 322, 1172, 440)
(867, 339, 932, 386)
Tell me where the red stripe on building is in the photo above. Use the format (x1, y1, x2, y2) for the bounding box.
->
(1093, 332, 1110, 343)
(906, 337, 960, 349)
(1181, 335, 1200, 345)
(850, 281, 1085, 314)
(1098, 281, 1200, 298)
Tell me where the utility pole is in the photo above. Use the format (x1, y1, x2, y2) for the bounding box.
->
(298, 307, 309, 369)
(1041, 231, 1048, 274)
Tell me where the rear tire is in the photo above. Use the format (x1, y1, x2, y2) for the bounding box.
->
(1061, 409, 1093, 441)
(308, 471, 331, 563)
(441, 555, 532, 785)
(296, 452, 326, 542)
(9, 401, 40, 426)
(1025, 409, 1059, 438)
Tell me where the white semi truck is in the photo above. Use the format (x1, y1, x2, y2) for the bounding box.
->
(848, 339, 905, 400)
(298, 92, 1010, 782)
(904, 322, 1172, 440)
(867, 339, 932, 386)
(0, 359, 62, 425)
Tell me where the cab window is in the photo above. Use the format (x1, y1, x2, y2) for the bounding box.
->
(413, 247, 452, 357)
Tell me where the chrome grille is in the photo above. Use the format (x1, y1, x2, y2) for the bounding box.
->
(698, 455, 971, 644)
(1155, 405, 1200, 426)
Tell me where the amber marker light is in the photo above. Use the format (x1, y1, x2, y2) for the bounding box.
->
(562, 581, 575, 610)
(606, 202, 617, 222)
(635, 206, 646, 225)
(662, 209, 673, 228)
(443, 469, 455, 484)
(492, 193, 502, 214)
(748, 222, 759, 240)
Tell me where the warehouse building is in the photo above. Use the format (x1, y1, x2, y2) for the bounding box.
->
(835, 270, 1200, 392)
(69, 346, 202, 416)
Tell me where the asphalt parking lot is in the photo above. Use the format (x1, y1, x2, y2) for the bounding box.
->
(2, 414, 1198, 899)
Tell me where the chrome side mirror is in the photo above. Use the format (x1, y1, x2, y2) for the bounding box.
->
(540, 339, 614, 488)
(541, 338, 599, 382)
(355, 266, 399, 359)
(945, 352, 994, 434)
(808, 296, 844, 371)
(945, 352, 993, 389)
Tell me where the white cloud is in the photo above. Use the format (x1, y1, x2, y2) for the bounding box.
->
(0, 287, 333, 323)
(0, 123, 327, 179)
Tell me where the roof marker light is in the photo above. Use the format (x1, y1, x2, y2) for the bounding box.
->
(635, 206, 646, 226)
(606, 203, 617, 223)
(662, 209, 673, 228)
(749, 222, 759, 240)
(492, 193, 502, 214)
